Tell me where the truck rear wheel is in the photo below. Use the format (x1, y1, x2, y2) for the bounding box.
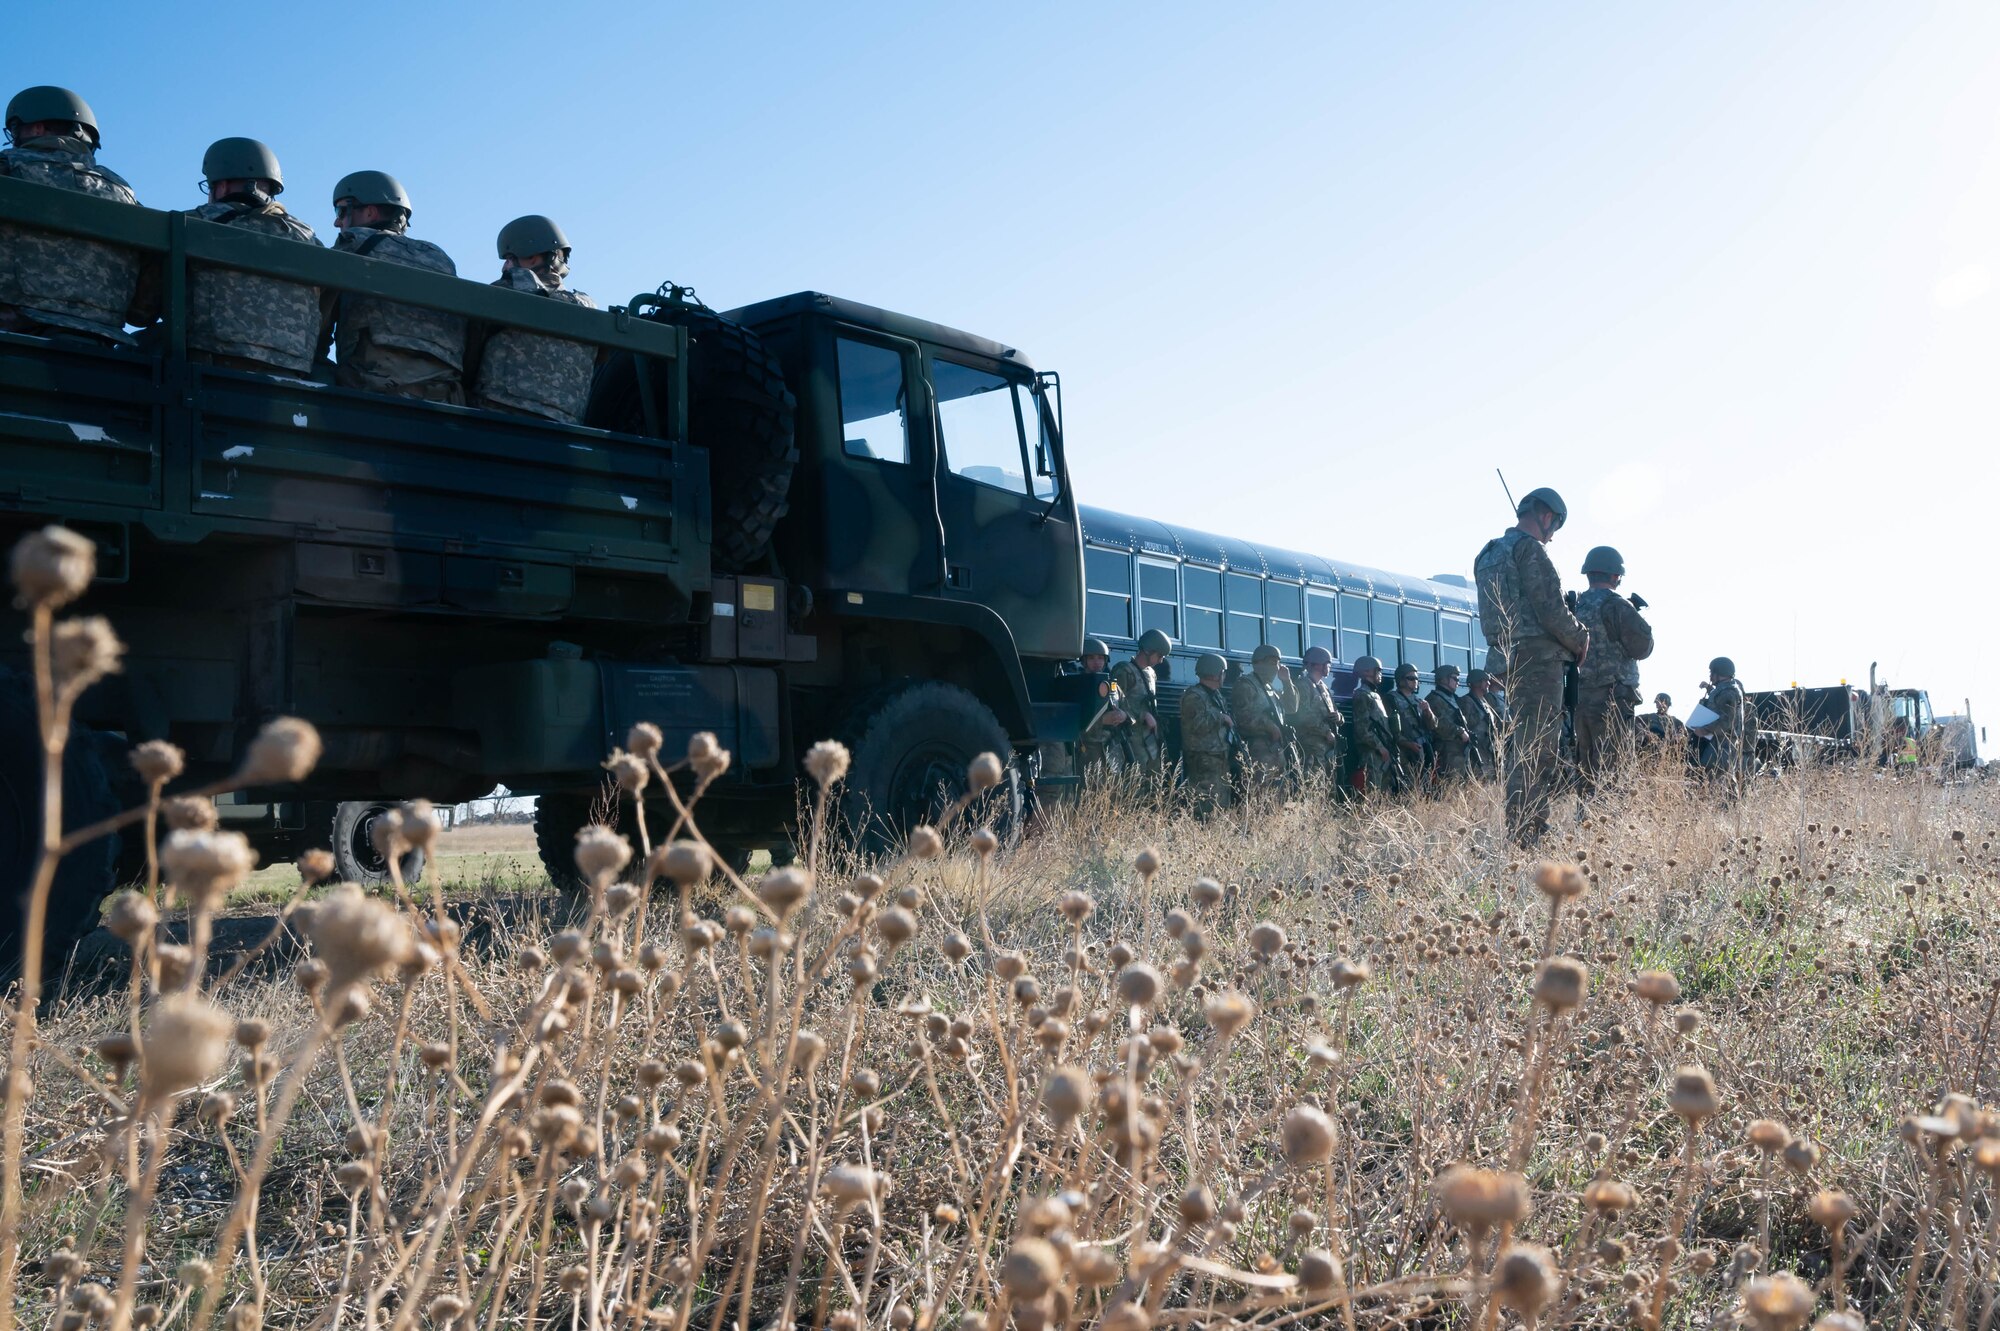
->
(328, 801, 426, 889)
(840, 682, 1020, 856)
(589, 304, 799, 570)
(0, 668, 120, 976)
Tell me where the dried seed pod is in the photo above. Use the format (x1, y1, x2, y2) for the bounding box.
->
(1633, 970, 1681, 1005)
(1808, 1190, 1856, 1229)
(1492, 1245, 1558, 1317)
(1669, 1066, 1719, 1122)
(1204, 989, 1254, 1038)
(998, 1237, 1062, 1299)
(760, 866, 813, 917)
(1116, 964, 1161, 1008)
(10, 525, 94, 608)
(968, 752, 1004, 791)
(239, 716, 322, 784)
(142, 994, 231, 1097)
(805, 739, 851, 787)
(1741, 1273, 1815, 1331)
(130, 740, 185, 785)
(1534, 957, 1589, 1011)
(1041, 1066, 1090, 1127)
(1746, 1119, 1792, 1152)
(1249, 921, 1287, 958)
(909, 825, 944, 859)
(307, 884, 415, 994)
(1299, 1247, 1342, 1293)
(1434, 1166, 1530, 1229)
(1584, 1178, 1633, 1212)
(1191, 877, 1224, 908)
(1133, 846, 1162, 877)
(1281, 1105, 1337, 1166)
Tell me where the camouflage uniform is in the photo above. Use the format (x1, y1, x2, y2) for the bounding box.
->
(1570, 588, 1654, 780)
(473, 265, 598, 423)
(1230, 669, 1295, 778)
(1289, 673, 1343, 778)
(1076, 674, 1129, 776)
(1179, 680, 1236, 815)
(1345, 684, 1397, 795)
(1109, 656, 1163, 776)
(330, 223, 466, 403)
(185, 199, 324, 373)
(0, 133, 148, 343)
(1461, 688, 1500, 780)
(1387, 684, 1430, 792)
(1426, 684, 1473, 783)
(1699, 676, 1748, 782)
(1474, 529, 1589, 845)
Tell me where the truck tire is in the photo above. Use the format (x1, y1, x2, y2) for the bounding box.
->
(534, 794, 634, 897)
(0, 668, 121, 976)
(840, 682, 1021, 856)
(589, 304, 799, 570)
(329, 801, 426, 888)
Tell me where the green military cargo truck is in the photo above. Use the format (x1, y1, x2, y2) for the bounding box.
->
(0, 176, 1088, 960)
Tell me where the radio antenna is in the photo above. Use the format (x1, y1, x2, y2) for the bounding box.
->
(1495, 468, 1518, 513)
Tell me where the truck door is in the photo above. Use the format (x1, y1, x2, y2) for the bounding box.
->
(925, 349, 1082, 660)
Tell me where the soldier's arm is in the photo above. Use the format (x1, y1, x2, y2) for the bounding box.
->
(1517, 541, 1589, 657)
(1607, 599, 1655, 661)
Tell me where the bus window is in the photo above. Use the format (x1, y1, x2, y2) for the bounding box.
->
(1138, 558, 1180, 640)
(1084, 546, 1132, 640)
(1225, 572, 1263, 652)
(1266, 581, 1304, 660)
(1371, 599, 1400, 665)
(1403, 607, 1437, 674)
(1183, 566, 1223, 649)
(1307, 590, 1337, 654)
(1339, 593, 1370, 664)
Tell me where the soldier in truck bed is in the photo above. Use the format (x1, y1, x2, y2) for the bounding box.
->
(326, 171, 466, 404)
(471, 214, 598, 424)
(185, 137, 327, 375)
(0, 85, 154, 345)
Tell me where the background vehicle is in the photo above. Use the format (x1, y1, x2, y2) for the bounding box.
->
(1063, 505, 1484, 776)
(1749, 665, 1982, 770)
(0, 181, 1083, 957)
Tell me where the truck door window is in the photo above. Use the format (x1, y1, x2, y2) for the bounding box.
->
(934, 358, 1029, 493)
(1015, 382, 1058, 500)
(837, 337, 910, 463)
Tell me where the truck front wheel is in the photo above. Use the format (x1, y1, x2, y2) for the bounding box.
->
(840, 682, 1020, 856)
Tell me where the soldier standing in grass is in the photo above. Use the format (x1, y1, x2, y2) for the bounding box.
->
(1290, 645, 1343, 782)
(1474, 487, 1589, 846)
(1180, 652, 1236, 815)
(1231, 644, 1296, 783)
(186, 137, 326, 375)
(1387, 663, 1431, 793)
(472, 214, 598, 424)
(1111, 628, 1171, 783)
(1692, 657, 1748, 791)
(1075, 637, 1130, 778)
(1461, 668, 1500, 780)
(1570, 546, 1655, 786)
(1427, 664, 1474, 784)
(1344, 655, 1397, 797)
(327, 171, 466, 403)
(0, 86, 153, 344)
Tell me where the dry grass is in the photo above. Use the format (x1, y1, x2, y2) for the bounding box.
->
(5, 524, 2000, 1331)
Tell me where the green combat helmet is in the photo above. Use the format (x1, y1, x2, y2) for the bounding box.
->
(498, 214, 571, 261)
(1302, 645, 1332, 669)
(1081, 637, 1110, 659)
(6, 85, 98, 143)
(1581, 546, 1625, 576)
(1709, 657, 1736, 678)
(1195, 653, 1227, 680)
(332, 170, 411, 215)
(1251, 644, 1281, 665)
(1353, 655, 1382, 675)
(1517, 486, 1568, 531)
(202, 137, 285, 192)
(1395, 662, 1418, 681)
(1436, 663, 1461, 682)
(1137, 628, 1173, 656)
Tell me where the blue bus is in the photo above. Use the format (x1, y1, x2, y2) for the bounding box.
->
(1075, 504, 1487, 759)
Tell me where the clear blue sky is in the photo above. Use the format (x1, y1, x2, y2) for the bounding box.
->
(12, 2, 2000, 740)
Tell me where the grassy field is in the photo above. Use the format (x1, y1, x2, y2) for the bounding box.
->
(8, 743, 1998, 1331)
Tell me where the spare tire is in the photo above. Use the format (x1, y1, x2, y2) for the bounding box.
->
(589, 303, 798, 570)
